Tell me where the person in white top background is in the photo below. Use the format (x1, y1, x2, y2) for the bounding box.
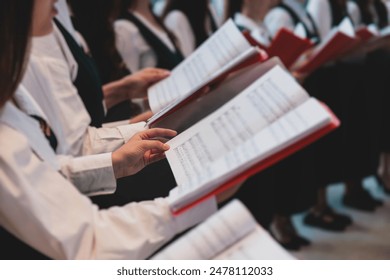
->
(115, 0, 184, 73)
(348, 0, 390, 196)
(224, 0, 280, 47)
(303, 0, 384, 228)
(162, 0, 219, 57)
(0, 0, 247, 260)
(265, 0, 320, 42)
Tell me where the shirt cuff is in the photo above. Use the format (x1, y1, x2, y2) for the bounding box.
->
(116, 122, 147, 142)
(170, 196, 218, 234)
(102, 119, 130, 128)
(67, 153, 117, 196)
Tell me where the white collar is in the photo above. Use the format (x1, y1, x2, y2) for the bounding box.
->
(132, 11, 176, 52)
(0, 88, 59, 170)
(13, 85, 49, 124)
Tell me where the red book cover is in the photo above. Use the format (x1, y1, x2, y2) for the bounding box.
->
(356, 27, 376, 42)
(173, 103, 340, 216)
(267, 28, 314, 69)
(296, 32, 358, 74)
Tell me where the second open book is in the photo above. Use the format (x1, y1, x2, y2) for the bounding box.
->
(151, 200, 295, 260)
(159, 58, 339, 215)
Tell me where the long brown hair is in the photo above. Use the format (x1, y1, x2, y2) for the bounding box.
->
(0, 0, 34, 107)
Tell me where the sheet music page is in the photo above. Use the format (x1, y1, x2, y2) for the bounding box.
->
(167, 97, 332, 211)
(214, 225, 295, 260)
(151, 200, 257, 260)
(166, 66, 309, 187)
(147, 19, 252, 113)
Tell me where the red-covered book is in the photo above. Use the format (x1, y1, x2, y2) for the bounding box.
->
(243, 28, 314, 69)
(294, 18, 358, 74)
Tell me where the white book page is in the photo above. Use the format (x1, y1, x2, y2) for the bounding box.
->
(213, 225, 295, 260)
(168, 98, 332, 211)
(166, 66, 309, 187)
(147, 19, 252, 113)
(151, 200, 256, 260)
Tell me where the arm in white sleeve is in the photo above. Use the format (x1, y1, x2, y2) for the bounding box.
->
(82, 122, 146, 155)
(164, 11, 196, 57)
(265, 8, 296, 38)
(57, 153, 117, 196)
(0, 127, 217, 260)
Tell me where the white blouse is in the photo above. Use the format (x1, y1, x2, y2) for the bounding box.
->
(0, 95, 217, 259)
(234, 13, 272, 47)
(21, 24, 150, 195)
(115, 11, 177, 73)
(22, 25, 144, 158)
(306, 0, 333, 41)
(265, 0, 317, 38)
(164, 8, 219, 57)
(164, 10, 196, 57)
(347, 1, 362, 27)
(13, 85, 116, 196)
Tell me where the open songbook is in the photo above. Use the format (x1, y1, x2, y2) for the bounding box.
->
(151, 200, 295, 260)
(294, 17, 358, 74)
(146, 19, 268, 127)
(165, 65, 339, 215)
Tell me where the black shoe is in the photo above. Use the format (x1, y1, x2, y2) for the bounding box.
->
(323, 207, 353, 226)
(343, 189, 381, 211)
(269, 229, 301, 251)
(375, 174, 390, 196)
(303, 210, 347, 231)
(294, 235, 311, 247)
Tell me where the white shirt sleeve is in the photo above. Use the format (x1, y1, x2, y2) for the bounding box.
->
(81, 122, 146, 155)
(164, 11, 196, 57)
(265, 7, 296, 38)
(0, 125, 217, 260)
(57, 153, 117, 196)
(306, 0, 332, 41)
